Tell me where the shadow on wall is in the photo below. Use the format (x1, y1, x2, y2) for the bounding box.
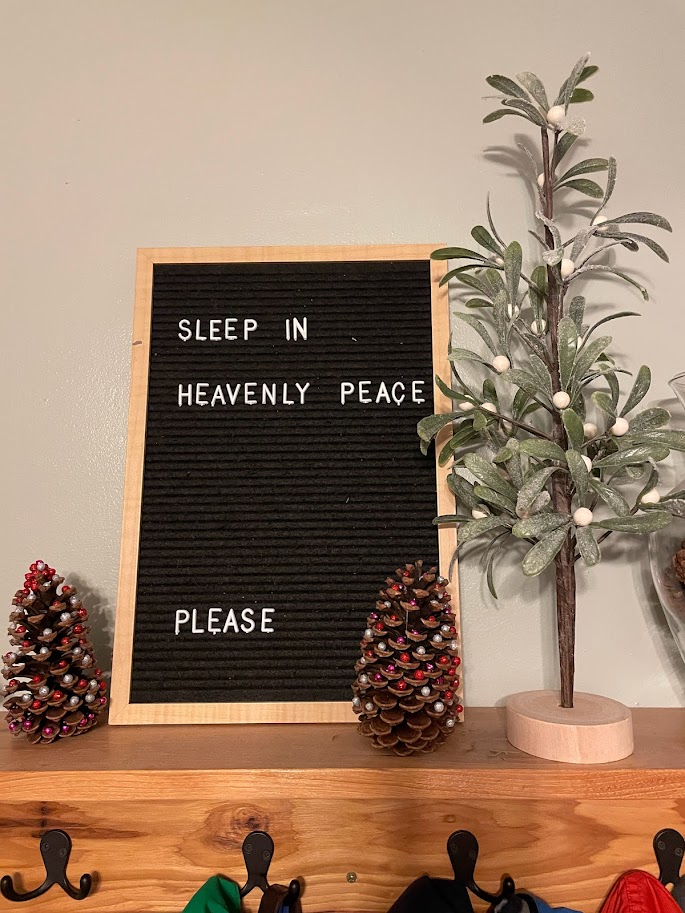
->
(65, 573, 115, 679)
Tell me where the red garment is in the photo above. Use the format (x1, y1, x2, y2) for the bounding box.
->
(601, 871, 681, 913)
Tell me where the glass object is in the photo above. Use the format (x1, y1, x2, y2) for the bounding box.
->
(649, 372, 685, 665)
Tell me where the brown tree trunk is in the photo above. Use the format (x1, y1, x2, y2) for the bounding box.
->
(541, 127, 576, 708)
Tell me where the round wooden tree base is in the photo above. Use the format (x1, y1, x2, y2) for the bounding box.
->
(506, 690, 634, 764)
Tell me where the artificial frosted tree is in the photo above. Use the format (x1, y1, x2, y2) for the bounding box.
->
(419, 55, 683, 761)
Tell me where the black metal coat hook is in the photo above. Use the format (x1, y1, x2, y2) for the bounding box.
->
(447, 830, 516, 904)
(239, 830, 302, 910)
(654, 828, 685, 887)
(240, 830, 274, 897)
(1, 829, 92, 903)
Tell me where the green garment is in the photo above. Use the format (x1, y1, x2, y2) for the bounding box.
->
(183, 876, 242, 913)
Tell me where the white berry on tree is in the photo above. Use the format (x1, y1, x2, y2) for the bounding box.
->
(552, 391, 571, 409)
(581, 455, 592, 471)
(610, 417, 630, 436)
(592, 215, 608, 228)
(573, 507, 594, 527)
(546, 105, 566, 126)
(560, 258, 575, 280)
(458, 401, 475, 412)
(481, 402, 498, 413)
(537, 173, 545, 188)
(471, 508, 489, 520)
(640, 489, 661, 504)
(583, 422, 598, 439)
(492, 355, 511, 373)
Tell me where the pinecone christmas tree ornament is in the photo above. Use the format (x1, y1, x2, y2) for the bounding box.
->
(2, 561, 108, 744)
(352, 561, 462, 756)
(673, 541, 685, 586)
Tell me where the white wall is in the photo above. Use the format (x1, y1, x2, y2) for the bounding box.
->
(2, 0, 684, 705)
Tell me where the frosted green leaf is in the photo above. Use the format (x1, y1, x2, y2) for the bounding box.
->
(558, 317, 578, 390)
(504, 241, 522, 309)
(493, 290, 509, 353)
(525, 355, 553, 396)
(483, 108, 532, 125)
(471, 225, 502, 255)
(522, 527, 568, 576)
(438, 425, 479, 466)
(576, 526, 601, 566)
(630, 430, 685, 451)
(513, 514, 568, 539)
(552, 132, 578, 168)
(434, 374, 463, 402)
(606, 371, 620, 410)
(660, 499, 685, 518)
(484, 268, 506, 295)
(486, 74, 531, 99)
(417, 412, 460, 443)
(536, 212, 562, 250)
(501, 98, 549, 128)
(500, 368, 548, 401)
(592, 156, 617, 221)
(602, 230, 669, 262)
(447, 471, 481, 510)
(484, 532, 509, 599)
(562, 409, 585, 450)
(473, 485, 517, 514)
(542, 248, 564, 266)
(558, 178, 604, 198)
(593, 445, 670, 468)
(464, 298, 493, 309)
(570, 228, 594, 264)
(636, 467, 660, 504)
(517, 466, 560, 516)
(605, 212, 672, 231)
(516, 71, 549, 109)
(568, 296, 586, 333)
(486, 193, 505, 246)
(452, 312, 498, 356)
(519, 439, 566, 462)
(515, 328, 550, 366)
(559, 158, 609, 183)
(444, 514, 513, 546)
(439, 265, 487, 287)
(591, 391, 616, 420)
(588, 477, 630, 517)
(629, 408, 670, 434)
(556, 53, 591, 109)
(432, 246, 492, 262)
(530, 491, 551, 514)
(570, 87, 594, 103)
(590, 512, 672, 534)
(566, 449, 590, 502)
(448, 347, 491, 366)
(620, 366, 651, 417)
(584, 312, 640, 339)
(577, 65, 599, 84)
(574, 264, 650, 300)
(464, 453, 519, 501)
(457, 272, 497, 299)
(493, 443, 517, 464)
(573, 335, 612, 382)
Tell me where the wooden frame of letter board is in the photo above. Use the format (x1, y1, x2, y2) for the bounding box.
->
(110, 244, 459, 725)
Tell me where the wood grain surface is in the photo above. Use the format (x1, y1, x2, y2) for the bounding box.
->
(1, 709, 683, 913)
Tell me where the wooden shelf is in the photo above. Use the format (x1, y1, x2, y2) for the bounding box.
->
(1, 708, 684, 913)
(1, 708, 684, 799)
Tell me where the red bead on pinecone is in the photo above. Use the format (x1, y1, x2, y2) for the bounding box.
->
(2, 561, 108, 744)
(352, 561, 461, 756)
